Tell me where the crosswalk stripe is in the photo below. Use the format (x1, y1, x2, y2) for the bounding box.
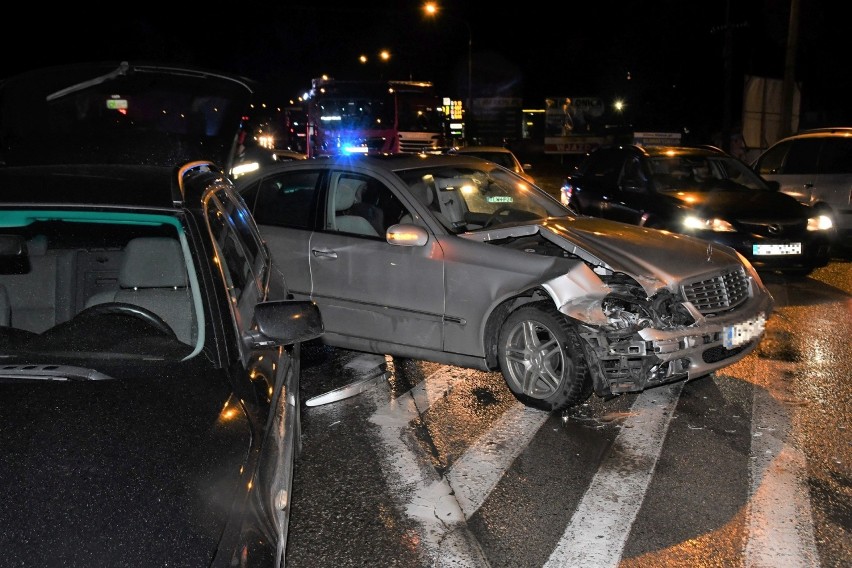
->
(370, 368, 491, 567)
(746, 384, 820, 567)
(544, 382, 683, 568)
(446, 402, 550, 519)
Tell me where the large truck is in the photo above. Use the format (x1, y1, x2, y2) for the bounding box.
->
(304, 77, 447, 157)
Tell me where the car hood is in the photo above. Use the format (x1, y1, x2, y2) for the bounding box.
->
(0, 360, 251, 566)
(0, 61, 254, 170)
(538, 216, 745, 290)
(664, 186, 806, 218)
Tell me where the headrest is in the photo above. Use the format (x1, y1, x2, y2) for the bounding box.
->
(26, 235, 48, 255)
(335, 178, 366, 212)
(408, 181, 434, 207)
(119, 237, 187, 289)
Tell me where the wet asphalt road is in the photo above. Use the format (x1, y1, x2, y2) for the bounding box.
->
(284, 252, 851, 567)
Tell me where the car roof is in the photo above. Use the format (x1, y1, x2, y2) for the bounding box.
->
(776, 127, 852, 141)
(0, 61, 255, 169)
(611, 145, 727, 158)
(451, 146, 515, 153)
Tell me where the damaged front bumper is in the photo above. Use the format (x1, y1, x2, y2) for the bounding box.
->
(577, 290, 773, 397)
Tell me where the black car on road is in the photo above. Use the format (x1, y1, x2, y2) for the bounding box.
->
(561, 144, 835, 276)
(0, 62, 323, 567)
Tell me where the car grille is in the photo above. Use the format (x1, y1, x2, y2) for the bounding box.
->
(681, 266, 750, 314)
(399, 139, 439, 153)
(737, 218, 807, 237)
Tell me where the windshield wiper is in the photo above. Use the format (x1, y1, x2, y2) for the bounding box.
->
(46, 61, 130, 102)
(0, 364, 112, 381)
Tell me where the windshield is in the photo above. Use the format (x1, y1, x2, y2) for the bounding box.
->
(0, 211, 203, 364)
(399, 164, 568, 233)
(647, 154, 768, 192)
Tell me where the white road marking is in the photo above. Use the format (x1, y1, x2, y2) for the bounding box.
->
(370, 368, 491, 567)
(745, 384, 819, 567)
(544, 382, 683, 568)
(446, 402, 550, 519)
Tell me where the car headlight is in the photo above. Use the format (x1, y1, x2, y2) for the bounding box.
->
(682, 215, 735, 232)
(807, 214, 833, 231)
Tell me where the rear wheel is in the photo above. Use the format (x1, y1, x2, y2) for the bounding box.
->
(497, 303, 592, 412)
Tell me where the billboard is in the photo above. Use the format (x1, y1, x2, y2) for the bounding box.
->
(544, 96, 608, 154)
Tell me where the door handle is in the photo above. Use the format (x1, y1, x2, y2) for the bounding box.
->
(312, 248, 338, 259)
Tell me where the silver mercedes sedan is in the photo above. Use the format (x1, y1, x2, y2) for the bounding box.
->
(236, 153, 774, 412)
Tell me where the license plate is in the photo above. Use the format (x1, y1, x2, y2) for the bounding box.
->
(752, 242, 801, 255)
(724, 313, 767, 349)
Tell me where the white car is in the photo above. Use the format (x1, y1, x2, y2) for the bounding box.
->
(752, 127, 852, 246)
(448, 145, 535, 184)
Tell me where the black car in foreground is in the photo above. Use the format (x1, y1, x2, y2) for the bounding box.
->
(0, 62, 323, 567)
(561, 144, 835, 276)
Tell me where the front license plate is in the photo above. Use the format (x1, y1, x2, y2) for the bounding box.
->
(753, 242, 802, 255)
(724, 313, 767, 349)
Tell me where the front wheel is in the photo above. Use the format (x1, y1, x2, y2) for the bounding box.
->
(497, 303, 592, 412)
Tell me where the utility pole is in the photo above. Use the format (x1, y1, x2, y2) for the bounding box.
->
(780, 0, 800, 137)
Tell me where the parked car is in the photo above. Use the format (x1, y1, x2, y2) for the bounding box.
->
(0, 61, 323, 567)
(235, 152, 774, 413)
(447, 145, 535, 184)
(562, 144, 835, 277)
(752, 127, 852, 247)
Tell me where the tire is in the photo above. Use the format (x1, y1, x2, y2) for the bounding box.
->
(497, 302, 593, 412)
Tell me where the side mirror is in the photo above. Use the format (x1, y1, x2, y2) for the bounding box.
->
(246, 300, 323, 347)
(386, 223, 429, 247)
(765, 180, 781, 191)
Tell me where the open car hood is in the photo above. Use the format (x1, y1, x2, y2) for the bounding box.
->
(0, 61, 255, 170)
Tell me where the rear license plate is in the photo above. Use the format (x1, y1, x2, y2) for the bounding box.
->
(724, 313, 767, 349)
(753, 242, 801, 255)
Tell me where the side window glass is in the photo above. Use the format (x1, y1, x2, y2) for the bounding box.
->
(783, 139, 821, 174)
(584, 149, 622, 184)
(818, 138, 852, 174)
(620, 156, 647, 187)
(250, 171, 321, 229)
(755, 140, 790, 175)
(325, 173, 404, 237)
(205, 193, 263, 331)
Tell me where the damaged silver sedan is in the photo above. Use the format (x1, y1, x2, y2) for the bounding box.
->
(236, 153, 774, 411)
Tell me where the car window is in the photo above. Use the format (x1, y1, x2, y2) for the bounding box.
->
(244, 171, 321, 230)
(818, 138, 852, 174)
(754, 140, 791, 175)
(579, 148, 623, 184)
(783, 138, 822, 174)
(324, 173, 407, 237)
(205, 190, 265, 331)
(399, 166, 559, 233)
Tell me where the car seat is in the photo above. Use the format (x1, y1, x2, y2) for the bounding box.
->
(85, 237, 196, 344)
(333, 178, 380, 236)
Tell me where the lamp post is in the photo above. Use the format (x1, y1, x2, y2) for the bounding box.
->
(422, 2, 472, 118)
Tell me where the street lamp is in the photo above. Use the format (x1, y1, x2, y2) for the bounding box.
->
(422, 2, 472, 116)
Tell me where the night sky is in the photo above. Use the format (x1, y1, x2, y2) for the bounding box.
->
(4, 1, 849, 142)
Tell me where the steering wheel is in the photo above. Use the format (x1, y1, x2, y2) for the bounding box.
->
(483, 205, 513, 228)
(78, 302, 177, 339)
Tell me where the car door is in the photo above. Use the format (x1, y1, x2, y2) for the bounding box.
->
(603, 154, 654, 225)
(308, 170, 446, 351)
(757, 138, 821, 205)
(243, 167, 446, 352)
(570, 147, 624, 217)
(204, 186, 296, 552)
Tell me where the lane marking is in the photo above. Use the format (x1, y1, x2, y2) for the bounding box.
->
(745, 383, 819, 567)
(446, 402, 550, 519)
(370, 367, 491, 567)
(544, 383, 683, 568)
